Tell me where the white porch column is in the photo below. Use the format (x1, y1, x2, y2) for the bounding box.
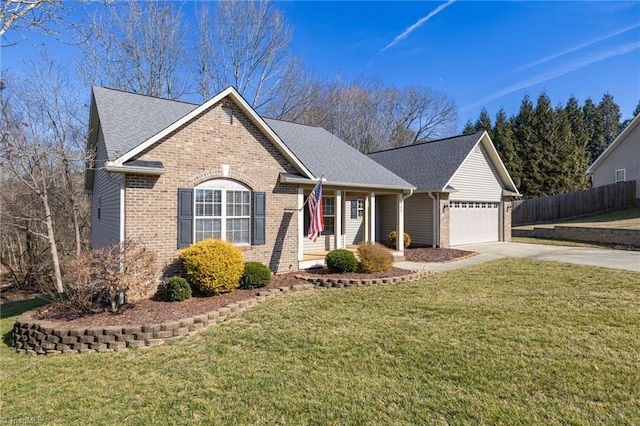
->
(335, 190, 342, 249)
(369, 192, 376, 244)
(396, 193, 404, 252)
(297, 187, 304, 261)
(363, 194, 369, 243)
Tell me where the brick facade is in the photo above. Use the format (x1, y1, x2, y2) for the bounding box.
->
(123, 98, 300, 277)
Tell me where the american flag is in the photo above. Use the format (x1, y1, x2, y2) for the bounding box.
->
(307, 179, 324, 242)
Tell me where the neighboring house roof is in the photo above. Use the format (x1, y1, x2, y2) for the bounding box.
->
(86, 86, 414, 192)
(264, 119, 414, 190)
(368, 131, 519, 194)
(587, 113, 640, 174)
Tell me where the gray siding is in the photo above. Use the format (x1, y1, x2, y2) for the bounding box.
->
(448, 143, 504, 202)
(345, 196, 364, 245)
(90, 129, 122, 248)
(375, 195, 397, 245)
(404, 193, 434, 246)
(592, 123, 640, 199)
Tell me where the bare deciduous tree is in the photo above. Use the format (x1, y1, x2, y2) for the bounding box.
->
(1, 55, 88, 293)
(196, 0, 293, 109)
(78, 0, 188, 99)
(0, 0, 62, 39)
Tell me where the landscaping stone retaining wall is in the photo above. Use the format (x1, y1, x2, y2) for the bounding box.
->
(12, 270, 430, 356)
(513, 226, 640, 246)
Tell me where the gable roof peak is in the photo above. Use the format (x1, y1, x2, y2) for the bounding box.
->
(368, 131, 484, 155)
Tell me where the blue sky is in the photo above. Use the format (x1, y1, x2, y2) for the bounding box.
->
(2, 1, 639, 131)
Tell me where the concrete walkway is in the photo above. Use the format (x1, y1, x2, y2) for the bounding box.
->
(396, 242, 640, 273)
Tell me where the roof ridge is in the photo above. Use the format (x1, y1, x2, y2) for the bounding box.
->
(264, 117, 325, 131)
(368, 131, 484, 155)
(93, 86, 199, 107)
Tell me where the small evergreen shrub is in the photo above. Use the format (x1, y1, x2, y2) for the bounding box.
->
(388, 230, 411, 248)
(163, 276, 192, 302)
(326, 249, 358, 273)
(179, 239, 244, 295)
(358, 243, 394, 273)
(240, 262, 272, 289)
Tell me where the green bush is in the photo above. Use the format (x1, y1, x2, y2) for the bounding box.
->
(179, 239, 244, 295)
(388, 230, 411, 248)
(326, 249, 358, 273)
(358, 243, 394, 273)
(163, 276, 192, 302)
(240, 262, 272, 289)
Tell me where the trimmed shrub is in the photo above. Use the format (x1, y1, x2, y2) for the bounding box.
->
(358, 243, 394, 273)
(326, 249, 358, 273)
(179, 239, 244, 295)
(240, 262, 272, 289)
(388, 230, 411, 248)
(164, 276, 192, 302)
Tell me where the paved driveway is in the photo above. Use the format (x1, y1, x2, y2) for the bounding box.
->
(455, 242, 640, 272)
(396, 242, 640, 273)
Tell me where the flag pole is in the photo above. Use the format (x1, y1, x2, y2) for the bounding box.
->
(298, 174, 325, 211)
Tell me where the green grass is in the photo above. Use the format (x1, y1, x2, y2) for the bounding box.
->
(512, 237, 613, 248)
(1, 259, 639, 425)
(515, 206, 640, 230)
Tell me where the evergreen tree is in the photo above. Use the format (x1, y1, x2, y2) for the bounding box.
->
(583, 97, 602, 164)
(493, 108, 521, 189)
(474, 107, 492, 134)
(564, 96, 590, 191)
(462, 120, 474, 134)
(619, 99, 640, 132)
(512, 95, 537, 198)
(532, 92, 558, 197)
(597, 93, 621, 158)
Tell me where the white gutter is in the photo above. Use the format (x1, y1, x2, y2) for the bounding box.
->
(280, 173, 415, 193)
(106, 164, 166, 175)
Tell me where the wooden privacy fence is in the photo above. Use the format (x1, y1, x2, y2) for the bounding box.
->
(512, 181, 637, 226)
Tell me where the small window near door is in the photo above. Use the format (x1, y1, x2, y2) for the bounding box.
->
(615, 169, 626, 183)
(323, 197, 335, 234)
(357, 199, 364, 218)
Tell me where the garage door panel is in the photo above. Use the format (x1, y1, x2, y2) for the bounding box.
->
(450, 201, 499, 245)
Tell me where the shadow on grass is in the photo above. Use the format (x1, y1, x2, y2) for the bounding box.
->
(1, 297, 51, 319)
(1, 297, 51, 349)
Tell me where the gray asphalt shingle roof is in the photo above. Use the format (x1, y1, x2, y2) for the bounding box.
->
(93, 87, 198, 160)
(91, 87, 413, 189)
(368, 132, 484, 191)
(263, 118, 413, 189)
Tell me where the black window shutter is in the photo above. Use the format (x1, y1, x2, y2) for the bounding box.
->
(177, 188, 193, 248)
(351, 199, 358, 219)
(252, 192, 266, 245)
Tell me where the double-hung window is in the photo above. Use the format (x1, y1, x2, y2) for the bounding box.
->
(194, 179, 250, 244)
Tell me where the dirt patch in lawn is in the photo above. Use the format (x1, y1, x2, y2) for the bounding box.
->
(404, 246, 477, 263)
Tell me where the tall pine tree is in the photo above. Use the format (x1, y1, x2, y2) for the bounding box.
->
(474, 107, 492, 133)
(596, 93, 621, 159)
(564, 96, 590, 191)
(492, 108, 521, 189)
(512, 95, 537, 198)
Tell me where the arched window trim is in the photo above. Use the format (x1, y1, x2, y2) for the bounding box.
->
(194, 179, 251, 245)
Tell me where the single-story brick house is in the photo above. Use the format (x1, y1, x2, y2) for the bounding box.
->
(587, 112, 640, 202)
(85, 87, 415, 275)
(369, 131, 520, 247)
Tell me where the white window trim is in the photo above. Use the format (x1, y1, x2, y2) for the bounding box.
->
(194, 179, 251, 245)
(615, 168, 626, 183)
(356, 199, 364, 218)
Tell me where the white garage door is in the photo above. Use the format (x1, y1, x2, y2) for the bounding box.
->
(450, 201, 499, 245)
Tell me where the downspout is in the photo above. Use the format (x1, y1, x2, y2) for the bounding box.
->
(105, 171, 126, 244)
(428, 192, 438, 248)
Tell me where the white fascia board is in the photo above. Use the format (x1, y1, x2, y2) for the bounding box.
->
(112, 87, 315, 179)
(279, 173, 415, 193)
(587, 113, 640, 173)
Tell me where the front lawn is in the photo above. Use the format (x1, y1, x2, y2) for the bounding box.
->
(1, 259, 638, 424)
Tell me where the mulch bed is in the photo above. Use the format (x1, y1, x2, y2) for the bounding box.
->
(404, 246, 476, 263)
(22, 248, 476, 329)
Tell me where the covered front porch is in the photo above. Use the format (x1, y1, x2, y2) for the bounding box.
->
(295, 186, 409, 270)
